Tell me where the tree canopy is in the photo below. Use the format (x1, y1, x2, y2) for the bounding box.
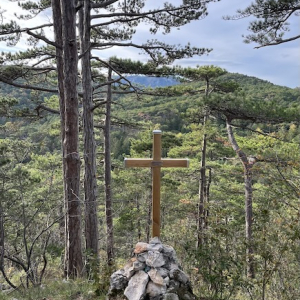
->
(226, 0, 300, 48)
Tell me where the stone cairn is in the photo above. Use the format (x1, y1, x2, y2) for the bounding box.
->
(108, 237, 196, 300)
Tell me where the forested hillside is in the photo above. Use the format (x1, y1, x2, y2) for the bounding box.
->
(1, 70, 300, 299)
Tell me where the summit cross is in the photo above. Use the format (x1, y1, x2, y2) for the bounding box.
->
(124, 130, 189, 238)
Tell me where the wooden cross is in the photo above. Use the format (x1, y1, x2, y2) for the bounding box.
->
(124, 130, 189, 238)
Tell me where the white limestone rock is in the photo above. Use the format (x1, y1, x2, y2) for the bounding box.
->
(146, 251, 166, 268)
(124, 271, 149, 300)
(148, 268, 165, 285)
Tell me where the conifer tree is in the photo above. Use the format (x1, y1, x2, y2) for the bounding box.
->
(0, 0, 218, 273)
(226, 0, 300, 48)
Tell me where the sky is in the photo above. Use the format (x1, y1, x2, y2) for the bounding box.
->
(0, 0, 299, 88)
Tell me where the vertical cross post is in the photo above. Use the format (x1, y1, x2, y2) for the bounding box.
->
(125, 130, 189, 238)
(152, 130, 162, 237)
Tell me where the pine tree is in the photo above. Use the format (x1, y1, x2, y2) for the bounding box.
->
(225, 0, 300, 48)
(0, 0, 219, 274)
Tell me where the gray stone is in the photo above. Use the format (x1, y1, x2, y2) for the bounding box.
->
(109, 270, 128, 291)
(123, 261, 135, 279)
(164, 260, 179, 271)
(148, 268, 165, 285)
(149, 237, 161, 244)
(157, 267, 169, 278)
(177, 289, 196, 300)
(167, 279, 180, 293)
(137, 252, 148, 263)
(146, 251, 166, 268)
(169, 268, 189, 284)
(163, 293, 179, 300)
(146, 281, 167, 298)
(148, 243, 163, 252)
(133, 260, 146, 271)
(124, 271, 149, 300)
(162, 245, 176, 258)
(163, 276, 170, 287)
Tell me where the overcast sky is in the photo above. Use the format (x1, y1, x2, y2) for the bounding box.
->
(0, 0, 299, 88)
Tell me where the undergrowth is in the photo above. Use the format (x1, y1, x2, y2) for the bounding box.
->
(0, 279, 107, 300)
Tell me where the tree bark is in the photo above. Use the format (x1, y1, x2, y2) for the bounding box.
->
(61, 0, 83, 278)
(197, 80, 211, 248)
(226, 118, 255, 278)
(105, 66, 114, 264)
(78, 0, 99, 258)
(197, 131, 207, 248)
(0, 197, 5, 277)
(51, 0, 66, 250)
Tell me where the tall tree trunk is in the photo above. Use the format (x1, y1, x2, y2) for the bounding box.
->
(226, 118, 255, 278)
(78, 0, 99, 258)
(105, 66, 114, 264)
(61, 0, 83, 278)
(205, 167, 212, 229)
(197, 131, 207, 248)
(197, 81, 211, 248)
(0, 197, 5, 277)
(51, 0, 66, 249)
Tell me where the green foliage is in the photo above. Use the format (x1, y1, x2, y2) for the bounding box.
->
(1, 68, 300, 298)
(176, 65, 227, 82)
(226, 0, 300, 47)
(0, 137, 63, 288)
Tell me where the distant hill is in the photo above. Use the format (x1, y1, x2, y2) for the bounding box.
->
(124, 75, 179, 88)
(113, 72, 300, 133)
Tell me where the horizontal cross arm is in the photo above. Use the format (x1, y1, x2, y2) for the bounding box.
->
(161, 159, 189, 168)
(124, 158, 189, 168)
(125, 158, 153, 168)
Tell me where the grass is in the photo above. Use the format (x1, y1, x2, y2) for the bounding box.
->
(0, 279, 107, 300)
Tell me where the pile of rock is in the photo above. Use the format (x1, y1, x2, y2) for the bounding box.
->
(108, 237, 196, 300)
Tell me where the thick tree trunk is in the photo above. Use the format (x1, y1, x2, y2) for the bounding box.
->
(51, 0, 66, 248)
(61, 0, 83, 278)
(226, 119, 255, 278)
(79, 0, 99, 257)
(244, 165, 255, 278)
(105, 66, 114, 264)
